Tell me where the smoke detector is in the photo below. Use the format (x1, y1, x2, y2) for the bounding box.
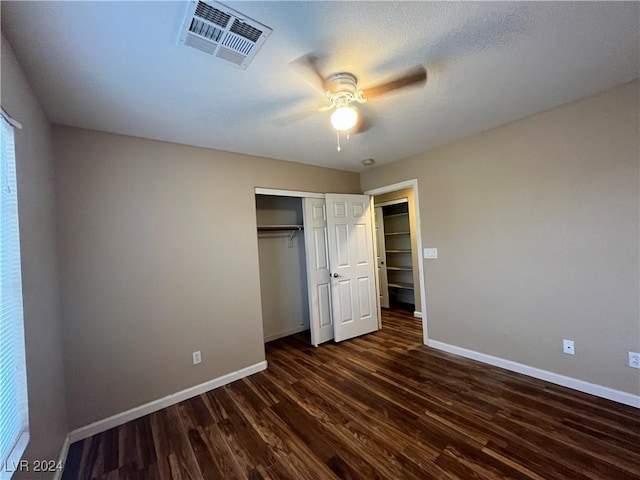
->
(179, 1, 272, 69)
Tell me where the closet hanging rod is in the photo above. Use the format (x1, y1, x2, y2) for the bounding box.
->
(257, 224, 304, 232)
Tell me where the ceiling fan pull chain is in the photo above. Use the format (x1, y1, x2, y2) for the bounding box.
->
(336, 131, 341, 152)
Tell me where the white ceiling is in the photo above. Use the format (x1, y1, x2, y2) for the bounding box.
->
(2, 1, 638, 172)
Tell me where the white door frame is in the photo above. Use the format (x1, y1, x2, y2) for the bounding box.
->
(373, 206, 389, 310)
(364, 179, 429, 345)
(255, 187, 325, 199)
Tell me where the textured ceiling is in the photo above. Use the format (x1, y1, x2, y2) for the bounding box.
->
(2, 1, 638, 172)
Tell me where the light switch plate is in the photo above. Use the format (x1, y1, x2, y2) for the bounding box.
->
(424, 248, 438, 259)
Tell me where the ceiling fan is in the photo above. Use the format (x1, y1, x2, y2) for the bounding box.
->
(286, 54, 428, 138)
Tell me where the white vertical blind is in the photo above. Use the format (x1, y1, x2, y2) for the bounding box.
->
(0, 113, 29, 473)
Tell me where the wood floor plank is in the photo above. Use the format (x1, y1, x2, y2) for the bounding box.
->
(64, 309, 640, 480)
(271, 398, 388, 480)
(246, 464, 272, 480)
(152, 406, 203, 480)
(178, 395, 216, 430)
(214, 388, 276, 471)
(150, 409, 177, 480)
(135, 415, 158, 469)
(440, 442, 544, 480)
(244, 373, 282, 407)
(498, 402, 640, 472)
(270, 399, 337, 463)
(201, 423, 248, 480)
(76, 435, 97, 480)
(102, 427, 119, 475)
(186, 427, 225, 480)
(118, 420, 134, 470)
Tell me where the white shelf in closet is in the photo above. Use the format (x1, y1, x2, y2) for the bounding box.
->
(388, 282, 414, 290)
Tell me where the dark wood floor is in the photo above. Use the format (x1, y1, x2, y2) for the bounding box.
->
(63, 309, 640, 479)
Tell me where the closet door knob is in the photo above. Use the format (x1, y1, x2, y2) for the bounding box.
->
(332, 273, 339, 278)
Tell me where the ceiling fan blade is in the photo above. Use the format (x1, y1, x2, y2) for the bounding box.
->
(349, 116, 373, 135)
(362, 66, 427, 100)
(352, 107, 373, 135)
(273, 104, 330, 127)
(353, 115, 373, 134)
(273, 110, 317, 127)
(291, 53, 329, 92)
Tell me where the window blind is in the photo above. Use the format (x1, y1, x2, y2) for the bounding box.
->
(0, 114, 29, 474)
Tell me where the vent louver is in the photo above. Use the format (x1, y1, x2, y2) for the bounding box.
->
(179, 1, 272, 70)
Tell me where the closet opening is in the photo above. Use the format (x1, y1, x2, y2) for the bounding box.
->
(370, 183, 425, 336)
(255, 194, 310, 343)
(376, 199, 415, 312)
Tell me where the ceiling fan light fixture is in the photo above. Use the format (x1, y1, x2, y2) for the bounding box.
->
(330, 106, 358, 131)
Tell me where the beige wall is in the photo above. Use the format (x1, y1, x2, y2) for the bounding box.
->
(1, 35, 68, 472)
(361, 81, 640, 395)
(53, 126, 360, 429)
(374, 187, 422, 313)
(256, 195, 310, 341)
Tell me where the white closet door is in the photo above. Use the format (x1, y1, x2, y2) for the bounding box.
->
(303, 198, 333, 346)
(325, 194, 379, 342)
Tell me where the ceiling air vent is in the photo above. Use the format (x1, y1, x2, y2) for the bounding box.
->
(178, 1, 272, 70)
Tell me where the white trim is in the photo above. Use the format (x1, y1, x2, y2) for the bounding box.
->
(264, 326, 308, 342)
(413, 311, 422, 319)
(1, 107, 22, 129)
(0, 432, 29, 480)
(68, 361, 268, 443)
(429, 340, 640, 408)
(53, 435, 70, 480)
(370, 197, 383, 329)
(364, 179, 428, 345)
(375, 198, 408, 208)
(255, 188, 325, 198)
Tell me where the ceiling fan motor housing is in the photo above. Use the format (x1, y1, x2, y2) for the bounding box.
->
(326, 72, 358, 94)
(326, 72, 364, 108)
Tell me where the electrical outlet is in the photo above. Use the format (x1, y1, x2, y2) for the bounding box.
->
(192, 351, 201, 365)
(629, 352, 640, 369)
(562, 339, 575, 355)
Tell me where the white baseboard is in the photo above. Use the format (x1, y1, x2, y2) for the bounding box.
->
(53, 435, 70, 480)
(413, 311, 422, 319)
(68, 360, 268, 443)
(428, 340, 640, 409)
(264, 326, 307, 342)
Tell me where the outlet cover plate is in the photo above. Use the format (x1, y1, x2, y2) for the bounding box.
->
(562, 339, 575, 355)
(629, 352, 640, 369)
(193, 351, 201, 365)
